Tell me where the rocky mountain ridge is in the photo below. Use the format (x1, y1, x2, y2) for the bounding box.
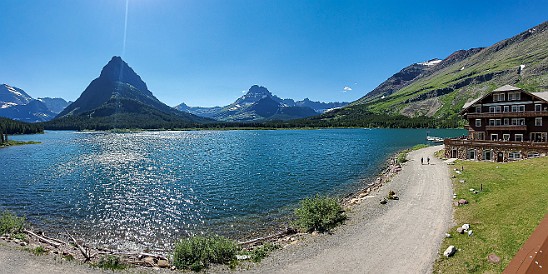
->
(0, 84, 69, 122)
(175, 85, 348, 121)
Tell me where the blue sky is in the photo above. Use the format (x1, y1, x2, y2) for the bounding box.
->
(1, 1, 546, 107)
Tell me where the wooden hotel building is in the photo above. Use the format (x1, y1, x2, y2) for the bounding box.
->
(444, 85, 548, 162)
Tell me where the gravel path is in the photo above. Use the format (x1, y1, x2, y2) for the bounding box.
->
(238, 145, 453, 274)
(0, 243, 107, 274)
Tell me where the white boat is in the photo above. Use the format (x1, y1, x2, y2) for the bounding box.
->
(426, 136, 444, 142)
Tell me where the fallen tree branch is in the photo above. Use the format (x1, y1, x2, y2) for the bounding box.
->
(238, 228, 297, 246)
(64, 229, 90, 261)
(24, 229, 61, 248)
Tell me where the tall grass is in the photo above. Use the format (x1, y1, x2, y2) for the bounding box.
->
(0, 210, 25, 234)
(172, 235, 238, 271)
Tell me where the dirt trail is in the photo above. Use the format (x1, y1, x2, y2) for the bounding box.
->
(241, 145, 453, 274)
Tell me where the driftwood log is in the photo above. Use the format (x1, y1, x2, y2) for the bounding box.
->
(64, 229, 91, 261)
(238, 228, 298, 246)
(23, 229, 61, 248)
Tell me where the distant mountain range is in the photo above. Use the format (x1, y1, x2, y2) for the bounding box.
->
(47, 56, 210, 130)
(0, 84, 70, 122)
(316, 21, 548, 126)
(175, 85, 348, 122)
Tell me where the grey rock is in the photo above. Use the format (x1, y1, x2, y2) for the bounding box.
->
(236, 254, 251, 260)
(443, 245, 457, 257)
(488, 253, 501, 264)
(157, 259, 169, 268)
(456, 227, 465, 234)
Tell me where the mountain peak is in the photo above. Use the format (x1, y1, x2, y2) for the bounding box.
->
(234, 85, 273, 106)
(247, 85, 272, 96)
(99, 56, 148, 92)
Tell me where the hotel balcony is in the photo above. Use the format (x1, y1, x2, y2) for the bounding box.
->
(485, 125, 527, 131)
(467, 111, 548, 118)
(444, 138, 548, 150)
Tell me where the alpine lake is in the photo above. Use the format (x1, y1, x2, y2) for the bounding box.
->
(0, 128, 465, 251)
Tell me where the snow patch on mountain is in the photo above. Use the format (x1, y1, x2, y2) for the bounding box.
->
(418, 59, 442, 66)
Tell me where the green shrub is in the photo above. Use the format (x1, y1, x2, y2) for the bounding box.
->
(172, 235, 239, 271)
(237, 243, 279, 263)
(293, 195, 346, 233)
(14, 233, 27, 241)
(95, 255, 127, 270)
(0, 210, 25, 234)
(396, 152, 408, 163)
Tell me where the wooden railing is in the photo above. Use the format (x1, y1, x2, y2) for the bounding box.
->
(444, 138, 548, 150)
(485, 125, 527, 131)
(467, 111, 548, 118)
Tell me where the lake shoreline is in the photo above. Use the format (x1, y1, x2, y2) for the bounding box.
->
(0, 143, 412, 272)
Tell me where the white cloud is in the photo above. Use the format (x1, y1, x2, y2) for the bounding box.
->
(343, 86, 352, 92)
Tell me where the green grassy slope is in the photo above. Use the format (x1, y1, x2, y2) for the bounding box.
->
(344, 21, 548, 126)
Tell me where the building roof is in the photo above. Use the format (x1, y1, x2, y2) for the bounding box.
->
(461, 85, 548, 114)
(533, 92, 548, 102)
(493, 84, 521, 92)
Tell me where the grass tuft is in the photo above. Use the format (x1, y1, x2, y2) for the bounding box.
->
(31, 245, 47, 256)
(94, 255, 127, 270)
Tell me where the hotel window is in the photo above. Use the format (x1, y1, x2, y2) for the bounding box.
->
(491, 134, 498, 141)
(489, 106, 495, 113)
(509, 151, 521, 159)
(535, 117, 543, 126)
(535, 104, 542, 112)
(475, 106, 481, 113)
(489, 119, 495, 126)
(518, 105, 525, 112)
(504, 106, 509, 113)
(515, 134, 524, 142)
(495, 119, 502, 126)
(509, 92, 521, 101)
(503, 134, 510, 141)
(504, 118, 509, 125)
(493, 93, 505, 102)
(475, 119, 481, 127)
(477, 132, 485, 140)
(467, 149, 476, 160)
(511, 105, 518, 112)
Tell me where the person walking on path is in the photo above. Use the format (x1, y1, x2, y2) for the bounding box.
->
(427, 157, 430, 165)
(421, 157, 424, 165)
